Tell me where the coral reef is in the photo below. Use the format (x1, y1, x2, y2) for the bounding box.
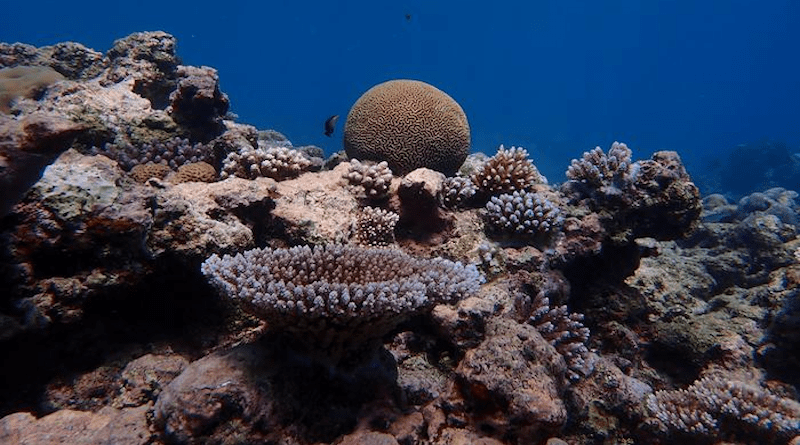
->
(522, 291, 593, 381)
(220, 143, 312, 181)
(563, 145, 702, 240)
(696, 140, 800, 199)
(342, 159, 393, 200)
(92, 137, 215, 171)
(128, 161, 171, 183)
(484, 190, 563, 238)
(645, 374, 800, 442)
(167, 65, 229, 138)
(201, 244, 483, 363)
(0, 65, 64, 113)
(0, 113, 86, 216)
(566, 141, 632, 190)
(352, 206, 399, 247)
(471, 145, 546, 198)
(171, 161, 217, 183)
(0, 32, 796, 445)
(343, 79, 470, 175)
(438, 175, 478, 209)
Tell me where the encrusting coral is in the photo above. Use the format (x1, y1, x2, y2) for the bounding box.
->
(343, 79, 470, 175)
(201, 244, 483, 363)
(220, 143, 312, 181)
(0, 65, 65, 113)
(484, 190, 563, 237)
(342, 159, 393, 200)
(471, 145, 546, 198)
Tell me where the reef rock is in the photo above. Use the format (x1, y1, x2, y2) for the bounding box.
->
(0, 405, 151, 445)
(454, 317, 568, 439)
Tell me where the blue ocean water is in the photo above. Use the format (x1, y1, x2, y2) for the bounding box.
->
(3, 0, 799, 191)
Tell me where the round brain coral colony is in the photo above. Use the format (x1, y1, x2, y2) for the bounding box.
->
(343, 79, 471, 176)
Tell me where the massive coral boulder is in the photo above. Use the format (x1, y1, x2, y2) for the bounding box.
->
(344, 79, 470, 175)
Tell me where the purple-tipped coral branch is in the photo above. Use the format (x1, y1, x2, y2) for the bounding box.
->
(201, 244, 483, 363)
(645, 375, 800, 442)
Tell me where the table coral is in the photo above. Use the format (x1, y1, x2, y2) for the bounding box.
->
(201, 244, 483, 363)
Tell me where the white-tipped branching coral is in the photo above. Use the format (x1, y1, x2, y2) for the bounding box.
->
(201, 244, 484, 364)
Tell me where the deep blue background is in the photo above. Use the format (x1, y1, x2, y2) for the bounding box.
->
(3, 0, 799, 184)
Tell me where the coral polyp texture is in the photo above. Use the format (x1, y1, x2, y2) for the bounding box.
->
(645, 374, 800, 442)
(562, 144, 701, 239)
(485, 190, 563, 237)
(471, 145, 546, 197)
(171, 161, 216, 183)
(343, 79, 470, 175)
(352, 206, 399, 247)
(342, 159, 393, 199)
(91, 137, 214, 171)
(128, 161, 171, 183)
(220, 143, 311, 181)
(439, 176, 478, 209)
(201, 244, 483, 362)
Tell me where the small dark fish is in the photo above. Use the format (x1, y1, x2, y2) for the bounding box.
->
(405, 13, 412, 21)
(324, 114, 339, 137)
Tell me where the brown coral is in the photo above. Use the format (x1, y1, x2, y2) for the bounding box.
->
(471, 145, 545, 197)
(343, 79, 470, 175)
(171, 161, 216, 183)
(128, 162, 172, 183)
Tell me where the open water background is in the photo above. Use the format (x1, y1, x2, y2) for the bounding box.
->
(3, 0, 799, 192)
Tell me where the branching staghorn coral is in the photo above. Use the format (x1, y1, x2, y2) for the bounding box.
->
(342, 159, 393, 200)
(645, 374, 800, 443)
(201, 244, 483, 364)
(471, 145, 546, 197)
(565, 141, 632, 192)
(485, 190, 563, 237)
(351, 206, 399, 247)
(219, 142, 311, 181)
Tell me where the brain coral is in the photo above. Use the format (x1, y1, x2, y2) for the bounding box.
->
(343, 79, 470, 176)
